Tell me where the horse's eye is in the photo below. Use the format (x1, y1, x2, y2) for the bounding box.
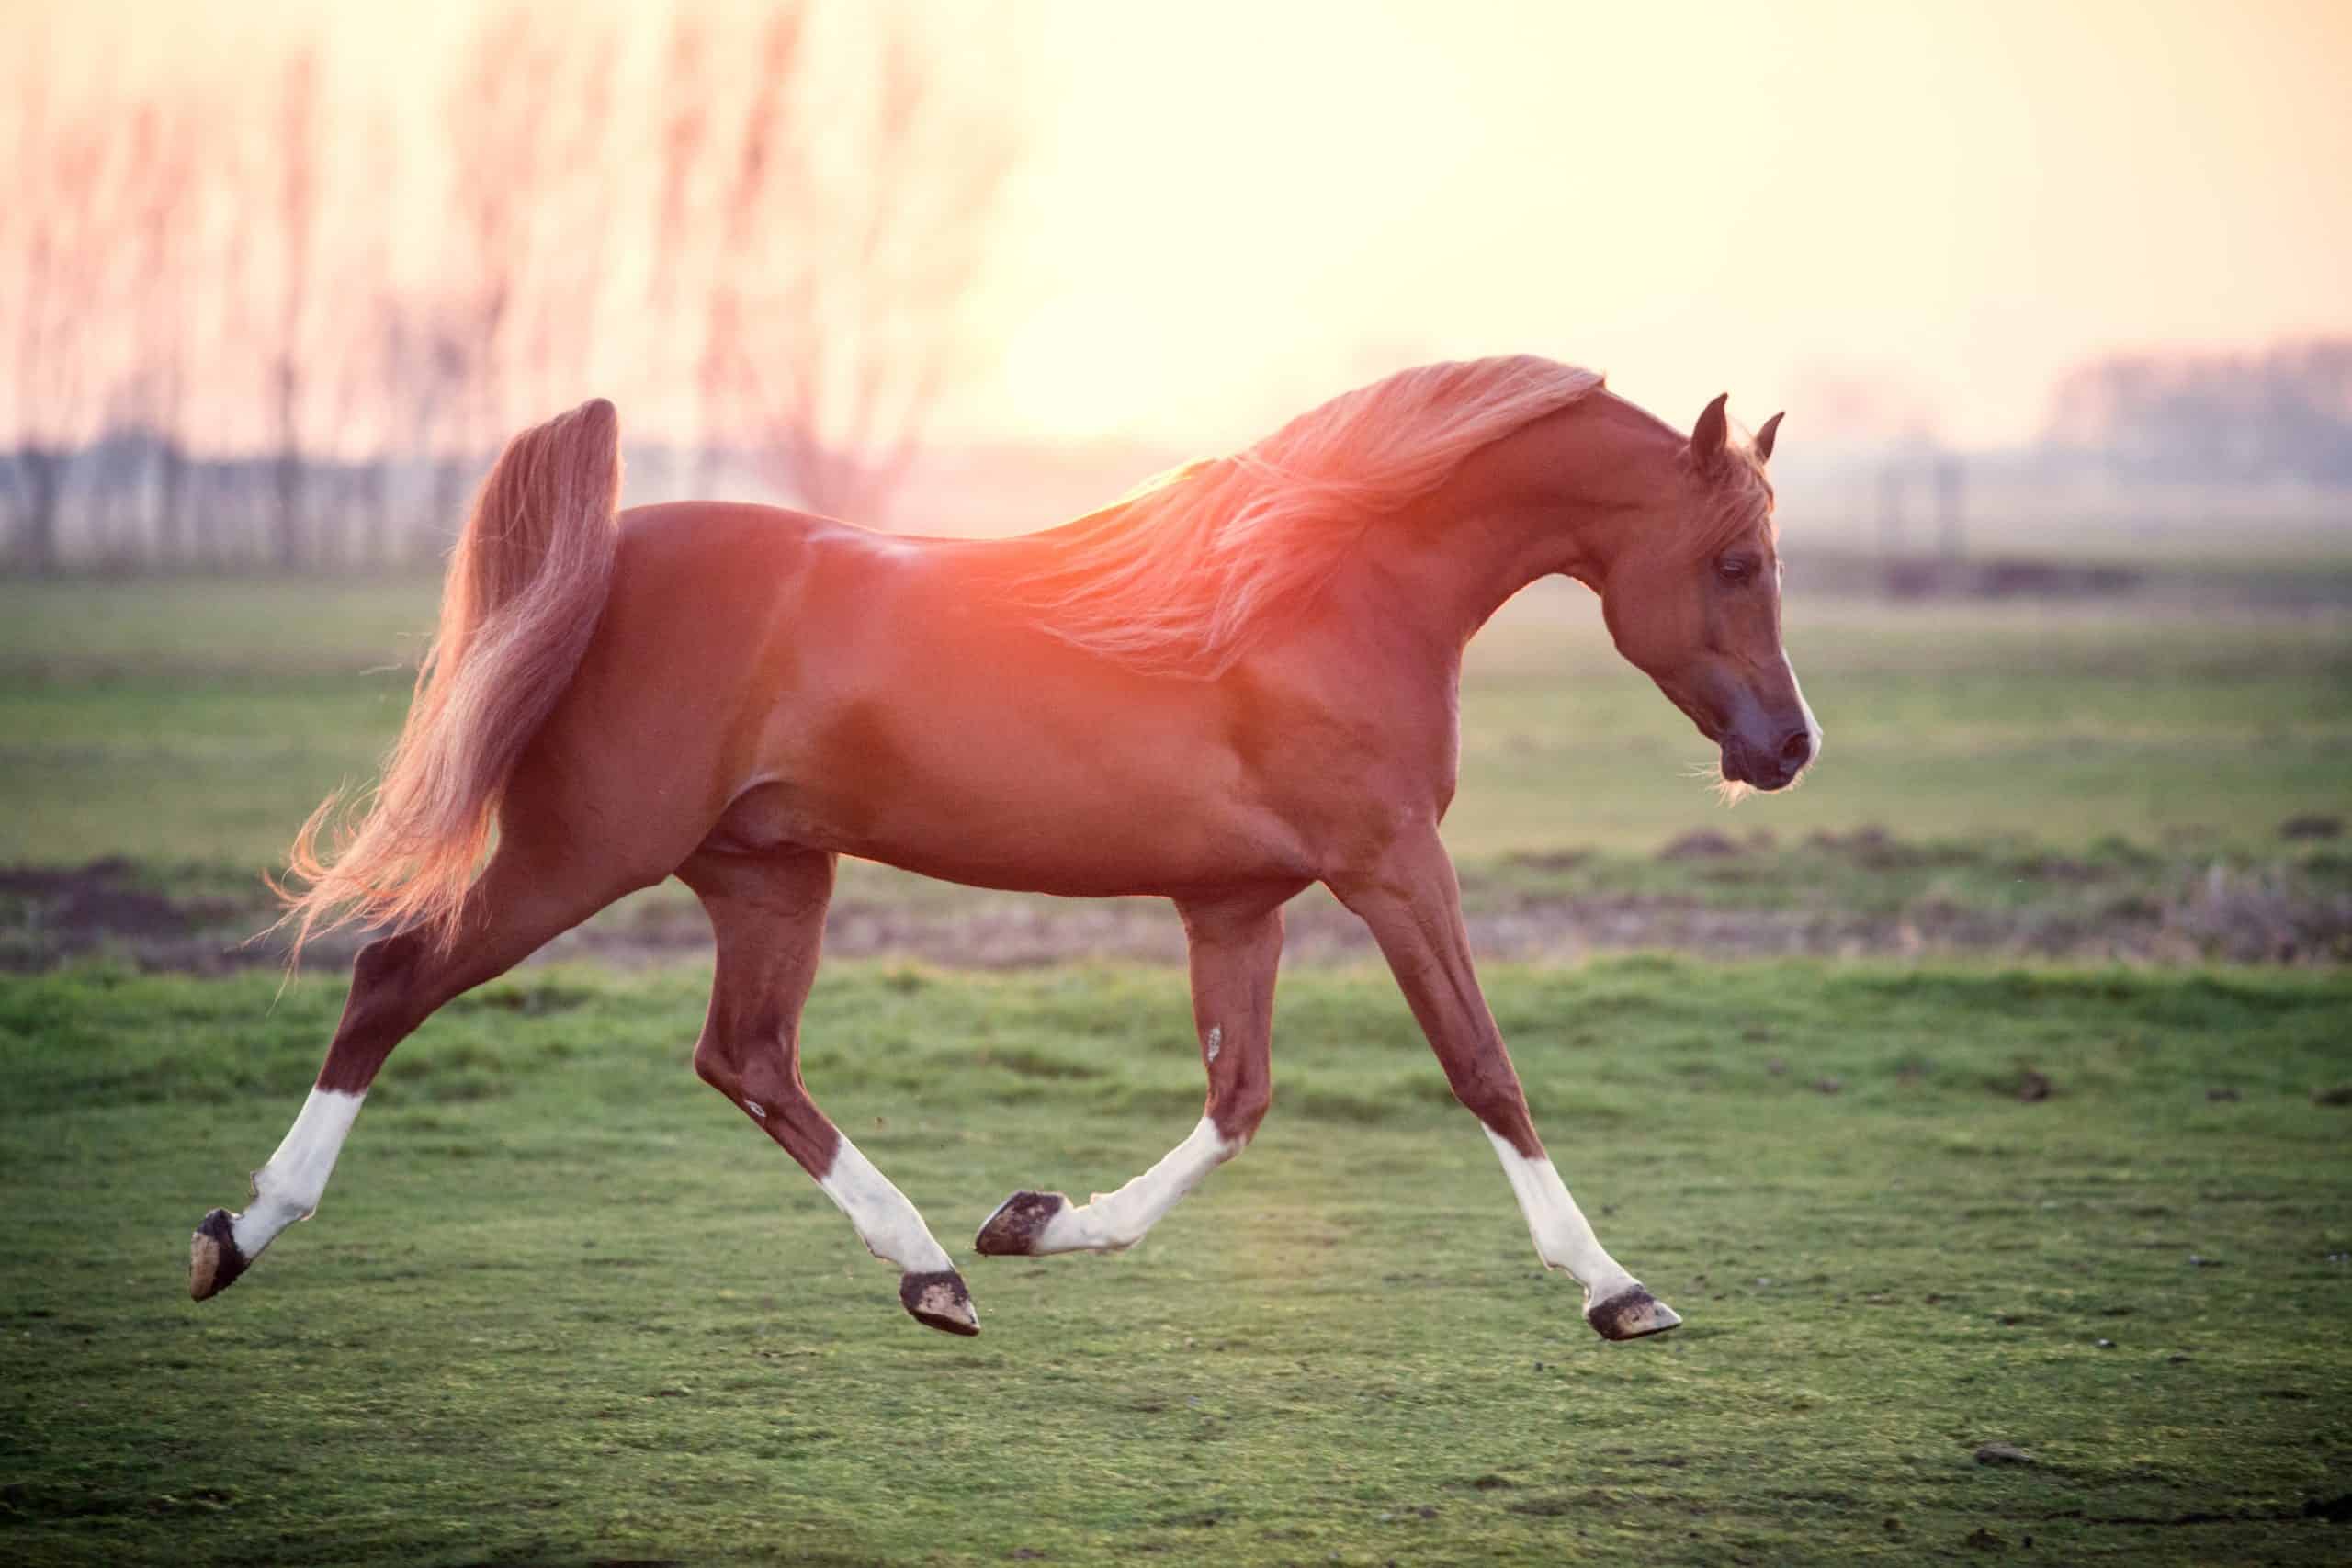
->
(1716, 555, 1756, 582)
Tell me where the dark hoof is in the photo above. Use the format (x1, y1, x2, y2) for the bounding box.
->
(899, 1269, 979, 1337)
(973, 1190, 1069, 1257)
(1586, 1283, 1682, 1342)
(189, 1209, 250, 1302)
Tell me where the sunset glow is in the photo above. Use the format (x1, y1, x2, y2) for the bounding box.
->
(19, 0, 2352, 454)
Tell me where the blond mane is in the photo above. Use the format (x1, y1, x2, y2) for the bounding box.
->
(1017, 355, 1606, 677)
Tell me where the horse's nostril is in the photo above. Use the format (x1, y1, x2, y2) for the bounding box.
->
(1777, 728, 1813, 767)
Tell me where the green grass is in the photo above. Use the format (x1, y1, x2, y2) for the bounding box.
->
(1452, 591, 2352, 860)
(2, 570, 2346, 1557)
(4, 957, 2350, 1564)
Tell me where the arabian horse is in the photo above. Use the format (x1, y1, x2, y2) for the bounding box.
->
(190, 356, 1819, 1341)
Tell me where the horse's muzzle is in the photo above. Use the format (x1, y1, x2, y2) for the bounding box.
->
(1721, 718, 1818, 792)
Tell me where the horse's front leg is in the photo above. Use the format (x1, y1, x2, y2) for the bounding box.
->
(975, 886, 1291, 1257)
(1330, 829, 1680, 1342)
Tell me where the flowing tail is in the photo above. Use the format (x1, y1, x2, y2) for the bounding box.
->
(276, 398, 622, 961)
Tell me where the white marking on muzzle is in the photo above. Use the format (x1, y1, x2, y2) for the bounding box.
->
(1784, 655, 1823, 763)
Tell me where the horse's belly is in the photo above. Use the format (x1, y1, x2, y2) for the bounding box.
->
(741, 743, 1311, 897)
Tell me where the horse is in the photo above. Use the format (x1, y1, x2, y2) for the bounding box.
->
(189, 355, 1819, 1342)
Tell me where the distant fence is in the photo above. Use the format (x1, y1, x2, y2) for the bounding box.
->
(0, 438, 725, 574)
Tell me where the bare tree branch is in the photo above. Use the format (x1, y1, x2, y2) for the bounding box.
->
(697, 3, 1016, 522)
(266, 47, 320, 570)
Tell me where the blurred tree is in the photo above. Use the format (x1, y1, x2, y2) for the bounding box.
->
(119, 94, 200, 569)
(446, 10, 542, 479)
(673, 3, 1016, 520)
(318, 105, 401, 570)
(2045, 339, 2352, 485)
(384, 299, 480, 569)
(650, 8, 718, 469)
(266, 48, 321, 571)
(447, 7, 618, 461)
(0, 2, 1023, 574)
(2, 55, 113, 572)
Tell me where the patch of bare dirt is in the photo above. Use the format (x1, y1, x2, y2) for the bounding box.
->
(0, 860, 251, 971)
(6, 850, 2346, 975)
(1802, 827, 1977, 872)
(2168, 863, 2352, 963)
(1656, 830, 1743, 861)
(0, 859, 205, 940)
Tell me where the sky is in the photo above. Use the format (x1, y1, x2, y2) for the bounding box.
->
(986, 0, 2352, 450)
(26, 0, 2352, 455)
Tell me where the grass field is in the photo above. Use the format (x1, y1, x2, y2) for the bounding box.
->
(5, 958, 2349, 1564)
(3, 571, 2349, 1563)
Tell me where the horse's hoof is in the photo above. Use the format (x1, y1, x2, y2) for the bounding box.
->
(189, 1209, 250, 1302)
(899, 1269, 980, 1337)
(974, 1190, 1069, 1257)
(1586, 1283, 1682, 1341)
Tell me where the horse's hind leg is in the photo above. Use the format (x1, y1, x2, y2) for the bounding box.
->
(683, 845, 977, 1337)
(189, 825, 662, 1302)
(975, 886, 1290, 1258)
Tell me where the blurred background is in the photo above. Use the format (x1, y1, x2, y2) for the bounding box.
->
(3, 0, 2346, 967)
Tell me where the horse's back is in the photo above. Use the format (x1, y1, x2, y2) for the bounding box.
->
(526, 498, 1338, 895)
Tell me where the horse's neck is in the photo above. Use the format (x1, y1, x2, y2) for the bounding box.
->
(1366, 491, 1607, 658)
(1377, 401, 1661, 651)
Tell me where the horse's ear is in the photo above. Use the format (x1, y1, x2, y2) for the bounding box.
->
(1691, 393, 1731, 472)
(1754, 411, 1783, 464)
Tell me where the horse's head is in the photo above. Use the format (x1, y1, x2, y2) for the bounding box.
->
(1596, 395, 1820, 795)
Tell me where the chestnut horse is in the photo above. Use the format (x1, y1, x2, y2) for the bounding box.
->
(190, 356, 1818, 1341)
